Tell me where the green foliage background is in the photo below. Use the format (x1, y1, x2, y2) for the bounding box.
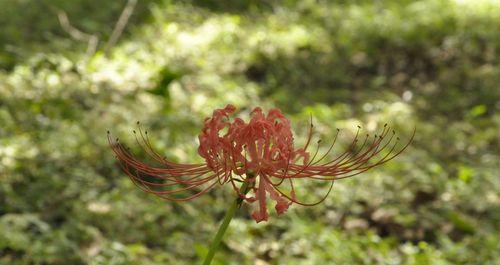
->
(1, 0, 499, 264)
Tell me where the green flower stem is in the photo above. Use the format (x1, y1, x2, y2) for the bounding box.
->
(202, 175, 253, 265)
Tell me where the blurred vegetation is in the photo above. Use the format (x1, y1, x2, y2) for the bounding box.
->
(1, 0, 499, 264)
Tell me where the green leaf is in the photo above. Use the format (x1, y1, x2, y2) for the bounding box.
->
(457, 166, 473, 183)
(469, 105, 487, 118)
(148, 67, 183, 97)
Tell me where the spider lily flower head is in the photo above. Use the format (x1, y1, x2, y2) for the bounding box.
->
(109, 105, 414, 223)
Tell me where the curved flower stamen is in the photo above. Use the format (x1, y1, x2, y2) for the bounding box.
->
(109, 105, 414, 222)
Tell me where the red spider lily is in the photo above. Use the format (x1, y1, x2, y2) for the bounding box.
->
(108, 105, 414, 223)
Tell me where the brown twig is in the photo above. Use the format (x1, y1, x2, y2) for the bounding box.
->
(105, 0, 137, 53)
(56, 10, 99, 57)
